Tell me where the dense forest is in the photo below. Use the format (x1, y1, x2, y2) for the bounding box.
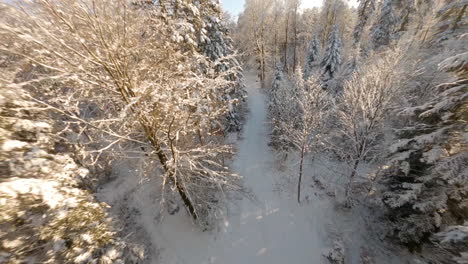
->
(0, 0, 466, 263)
(236, 0, 468, 262)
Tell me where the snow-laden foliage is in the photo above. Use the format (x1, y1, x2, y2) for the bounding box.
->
(380, 152, 468, 244)
(322, 240, 345, 264)
(198, 0, 247, 131)
(431, 0, 468, 43)
(436, 223, 468, 244)
(140, 0, 246, 132)
(268, 65, 286, 118)
(379, 57, 467, 247)
(271, 69, 332, 202)
(268, 66, 295, 151)
(304, 36, 321, 80)
(327, 49, 404, 205)
(273, 70, 331, 153)
(378, 3, 467, 259)
(321, 25, 342, 82)
(0, 88, 142, 263)
(371, 0, 397, 49)
(0, 0, 244, 228)
(348, 0, 377, 78)
(435, 223, 468, 264)
(353, 0, 376, 48)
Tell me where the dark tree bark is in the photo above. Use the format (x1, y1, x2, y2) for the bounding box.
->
(298, 144, 305, 204)
(292, 0, 298, 71)
(284, 9, 290, 73)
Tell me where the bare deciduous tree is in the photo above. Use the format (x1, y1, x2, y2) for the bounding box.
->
(329, 50, 403, 206)
(273, 69, 331, 203)
(0, 0, 243, 227)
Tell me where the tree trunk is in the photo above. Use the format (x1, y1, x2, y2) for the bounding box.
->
(145, 131, 198, 220)
(113, 77, 198, 220)
(284, 10, 290, 73)
(344, 158, 360, 207)
(273, 3, 278, 69)
(298, 144, 305, 204)
(322, 7, 331, 47)
(261, 41, 266, 84)
(292, 1, 298, 71)
(274, 31, 278, 69)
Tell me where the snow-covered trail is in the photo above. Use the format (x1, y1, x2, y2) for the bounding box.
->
(98, 72, 418, 264)
(151, 72, 333, 264)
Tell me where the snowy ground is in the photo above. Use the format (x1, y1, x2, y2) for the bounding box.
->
(97, 72, 420, 264)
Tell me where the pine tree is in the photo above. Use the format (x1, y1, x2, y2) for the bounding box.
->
(268, 66, 292, 151)
(199, 0, 247, 132)
(378, 2, 468, 260)
(321, 25, 342, 81)
(269, 65, 284, 108)
(371, 0, 397, 49)
(353, 0, 376, 48)
(304, 36, 321, 80)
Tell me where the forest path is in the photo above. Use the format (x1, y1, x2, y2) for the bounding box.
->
(152, 72, 333, 264)
(97, 72, 418, 264)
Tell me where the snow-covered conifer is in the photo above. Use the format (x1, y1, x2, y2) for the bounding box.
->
(436, 223, 468, 264)
(268, 65, 285, 117)
(353, 0, 376, 48)
(379, 50, 468, 251)
(321, 26, 342, 81)
(268, 66, 293, 150)
(198, 0, 247, 132)
(378, 3, 468, 258)
(371, 0, 397, 49)
(304, 36, 321, 80)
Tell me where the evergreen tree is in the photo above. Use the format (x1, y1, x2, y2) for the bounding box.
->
(321, 25, 342, 81)
(371, 0, 397, 49)
(157, 0, 246, 132)
(199, 0, 247, 132)
(304, 36, 321, 80)
(268, 66, 291, 150)
(268, 65, 285, 120)
(378, 2, 468, 261)
(353, 0, 376, 48)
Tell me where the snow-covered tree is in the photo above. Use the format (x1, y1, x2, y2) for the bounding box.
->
(273, 69, 331, 203)
(268, 65, 286, 116)
(435, 223, 468, 264)
(371, 0, 397, 49)
(353, 0, 376, 48)
(321, 25, 342, 82)
(328, 49, 403, 206)
(0, 86, 141, 263)
(268, 66, 294, 151)
(199, 0, 247, 131)
(377, 2, 468, 259)
(318, 0, 351, 48)
(379, 52, 468, 254)
(0, 0, 243, 228)
(322, 240, 345, 264)
(341, 0, 377, 84)
(238, 0, 274, 83)
(304, 36, 321, 80)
